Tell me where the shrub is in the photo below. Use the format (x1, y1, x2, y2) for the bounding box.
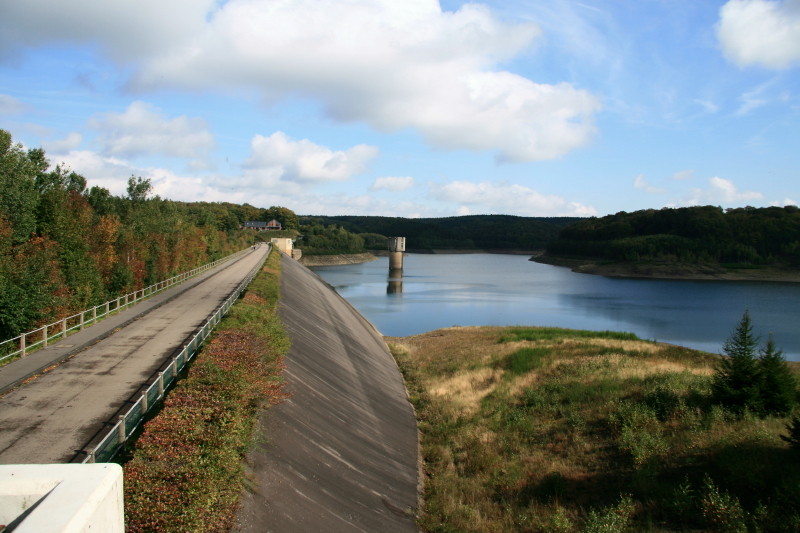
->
(582, 494, 635, 533)
(699, 476, 748, 533)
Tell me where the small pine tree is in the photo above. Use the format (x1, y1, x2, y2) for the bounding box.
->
(757, 336, 797, 416)
(782, 416, 800, 451)
(712, 311, 761, 414)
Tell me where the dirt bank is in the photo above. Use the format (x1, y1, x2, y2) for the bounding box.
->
(299, 252, 378, 267)
(533, 255, 800, 282)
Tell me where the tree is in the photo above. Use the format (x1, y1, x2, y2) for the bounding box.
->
(0, 130, 39, 244)
(263, 206, 299, 230)
(757, 336, 797, 416)
(781, 416, 800, 451)
(127, 175, 152, 202)
(711, 311, 762, 414)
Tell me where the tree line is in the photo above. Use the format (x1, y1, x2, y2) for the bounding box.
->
(0, 130, 259, 341)
(301, 214, 579, 251)
(543, 205, 800, 266)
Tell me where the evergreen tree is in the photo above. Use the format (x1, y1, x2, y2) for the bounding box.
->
(781, 416, 800, 451)
(757, 336, 797, 416)
(711, 311, 761, 414)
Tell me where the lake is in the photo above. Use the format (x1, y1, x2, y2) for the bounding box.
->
(310, 253, 800, 361)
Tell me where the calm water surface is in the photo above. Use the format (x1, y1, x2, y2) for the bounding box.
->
(311, 254, 800, 361)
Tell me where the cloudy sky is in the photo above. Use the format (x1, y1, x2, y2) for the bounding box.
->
(1, 0, 798, 217)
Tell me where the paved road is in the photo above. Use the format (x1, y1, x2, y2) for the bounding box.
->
(0, 246, 269, 464)
(235, 255, 419, 533)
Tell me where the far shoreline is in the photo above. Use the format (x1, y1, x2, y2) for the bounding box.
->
(532, 254, 800, 283)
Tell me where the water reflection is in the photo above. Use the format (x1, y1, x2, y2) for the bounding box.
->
(387, 268, 403, 294)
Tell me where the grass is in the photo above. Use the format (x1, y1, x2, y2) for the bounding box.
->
(387, 326, 800, 532)
(122, 249, 289, 532)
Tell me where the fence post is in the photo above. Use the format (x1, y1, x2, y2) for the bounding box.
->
(80, 311, 85, 331)
(117, 416, 126, 445)
(124, 294, 128, 308)
(92, 306, 97, 324)
(141, 391, 148, 412)
(158, 372, 165, 397)
(43, 325, 48, 347)
(86, 451, 95, 464)
(171, 358, 178, 378)
(105, 301, 109, 316)
(61, 318, 67, 338)
(20, 334, 26, 356)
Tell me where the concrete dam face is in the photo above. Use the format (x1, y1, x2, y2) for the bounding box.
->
(236, 255, 419, 532)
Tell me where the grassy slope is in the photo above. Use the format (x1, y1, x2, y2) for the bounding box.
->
(123, 249, 289, 532)
(388, 327, 800, 533)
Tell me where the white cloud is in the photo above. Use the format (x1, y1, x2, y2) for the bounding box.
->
(0, 0, 214, 62)
(0, 0, 600, 162)
(89, 101, 215, 159)
(770, 197, 798, 206)
(694, 99, 720, 113)
(371, 176, 416, 191)
(0, 94, 28, 115)
(717, 0, 800, 69)
(633, 174, 666, 194)
(244, 132, 378, 183)
(43, 132, 83, 154)
(430, 180, 596, 216)
(682, 176, 763, 205)
(671, 170, 695, 181)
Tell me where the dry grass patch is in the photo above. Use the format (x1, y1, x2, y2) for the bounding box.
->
(390, 325, 800, 533)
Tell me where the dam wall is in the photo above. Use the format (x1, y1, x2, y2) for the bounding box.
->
(235, 255, 419, 532)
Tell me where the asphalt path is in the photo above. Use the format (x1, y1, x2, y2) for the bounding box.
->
(234, 255, 419, 533)
(0, 245, 269, 464)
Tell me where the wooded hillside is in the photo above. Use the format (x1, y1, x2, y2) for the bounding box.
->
(544, 205, 800, 267)
(0, 130, 260, 340)
(300, 214, 580, 251)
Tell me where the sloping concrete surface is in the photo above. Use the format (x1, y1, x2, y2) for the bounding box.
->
(235, 255, 419, 532)
(0, 247, 269, 464)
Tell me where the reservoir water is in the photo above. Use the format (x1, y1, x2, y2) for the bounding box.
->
(311, 253, 800, 361)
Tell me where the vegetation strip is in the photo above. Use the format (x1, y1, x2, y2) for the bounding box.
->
(388, 323, 800, 532)
(122, 249, 289, 532)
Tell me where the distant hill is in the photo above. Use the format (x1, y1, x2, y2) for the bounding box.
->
(541, 205, 800, 268)
(299, 214, 581, 251)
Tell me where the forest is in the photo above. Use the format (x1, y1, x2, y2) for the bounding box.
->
(300, 214, 580, 251)
(543, 205, 800, 267)
(0, 130, 282, 341)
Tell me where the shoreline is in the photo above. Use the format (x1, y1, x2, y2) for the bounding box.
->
(533, 255, 800, 283)
(299, 252, 378, 267)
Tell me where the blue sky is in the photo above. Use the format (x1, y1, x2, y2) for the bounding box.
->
(1, 0, 798, 217)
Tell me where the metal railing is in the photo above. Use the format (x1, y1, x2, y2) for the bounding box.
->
(81, 244, 270, 463)
(0, 247, 253, 364)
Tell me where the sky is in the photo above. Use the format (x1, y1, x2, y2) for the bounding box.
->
(1, 0, 798, 218)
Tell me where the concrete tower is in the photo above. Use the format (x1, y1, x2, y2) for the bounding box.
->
(388, 237, 405, 271)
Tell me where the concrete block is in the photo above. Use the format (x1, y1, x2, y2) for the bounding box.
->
(0, 464, 124, 532)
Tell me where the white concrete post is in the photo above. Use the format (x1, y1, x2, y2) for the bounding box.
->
(116, 416, 125, 444)
(43, 325, 48, 347)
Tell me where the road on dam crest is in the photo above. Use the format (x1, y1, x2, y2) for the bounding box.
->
(0, 245, 269, 464)
(235, 254, 420, 533)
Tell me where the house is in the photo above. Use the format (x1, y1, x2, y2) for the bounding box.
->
(242, 221, 268, 231)
(242, 219, 283, 231)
